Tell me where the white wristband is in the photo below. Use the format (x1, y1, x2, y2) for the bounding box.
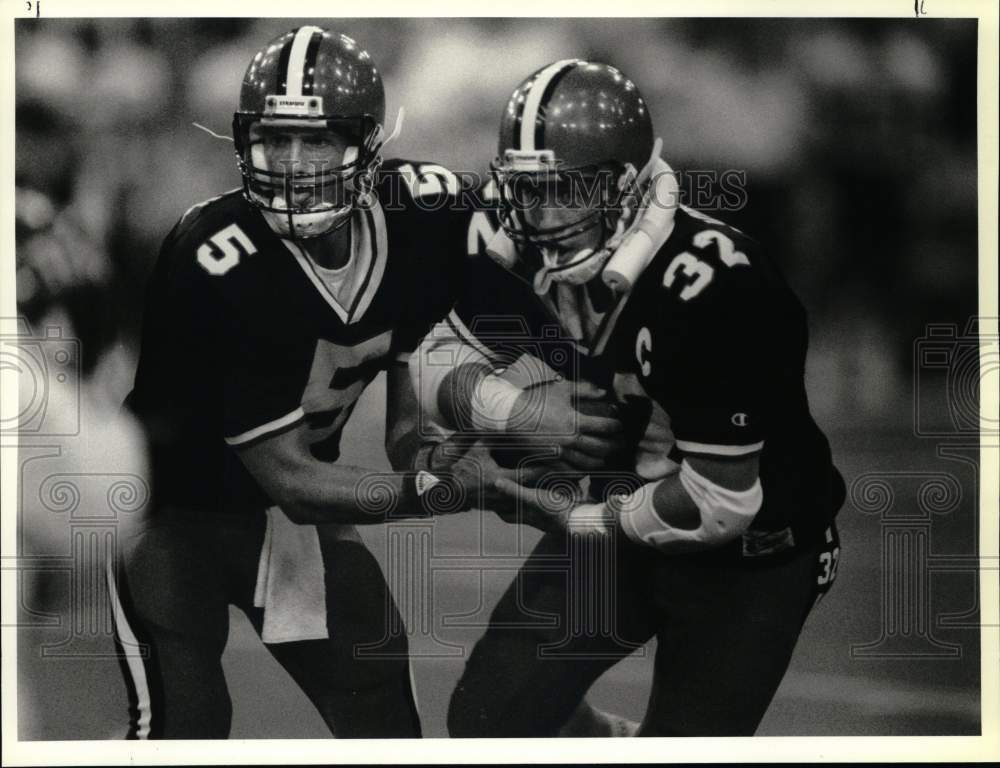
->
(470, 374, 523, 432)
(567, 502, 613, 535)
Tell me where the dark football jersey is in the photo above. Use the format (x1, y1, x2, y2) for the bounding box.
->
(126, 159, 467, 520)
(453, 203, 843, 546)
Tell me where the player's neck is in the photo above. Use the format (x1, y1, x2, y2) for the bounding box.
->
(300, 224, 353, 270)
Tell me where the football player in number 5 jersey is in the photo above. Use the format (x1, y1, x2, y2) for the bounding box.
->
(415, 60, 846, 736)
(116, 27, 515, 739)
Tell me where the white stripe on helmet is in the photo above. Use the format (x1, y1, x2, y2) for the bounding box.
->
(285, 25, 324, 97)
(519, 59, 579, 151)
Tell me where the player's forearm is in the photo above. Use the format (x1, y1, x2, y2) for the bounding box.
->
(278, 463, 428, 526)
(237, 419, 454, 525)
(386, 426, 421, 472)
(385, 364, 426, 472)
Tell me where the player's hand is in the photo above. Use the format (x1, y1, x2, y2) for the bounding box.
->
(425, 439, 546, 515)
(505, 379, 626, 472)
(493, 477, 615, 535)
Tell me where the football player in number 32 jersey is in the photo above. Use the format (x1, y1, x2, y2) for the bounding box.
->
(415, 59, 846, 736)
(116, 27, 513, 739)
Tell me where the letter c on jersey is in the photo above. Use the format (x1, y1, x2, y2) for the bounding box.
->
(731, 412, 749, 427)
(636, 327, 653, 377)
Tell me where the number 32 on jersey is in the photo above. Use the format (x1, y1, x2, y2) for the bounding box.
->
(663, 230, 749, 301)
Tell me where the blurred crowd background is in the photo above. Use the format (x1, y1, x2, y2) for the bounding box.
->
(15, 17, 979, 426)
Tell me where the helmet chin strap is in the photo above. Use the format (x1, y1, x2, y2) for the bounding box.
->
(373, 107, 405, 151)
(192, 122, 234, 142)
(355, 107, 404, 208)
(532, 236, 607, 295)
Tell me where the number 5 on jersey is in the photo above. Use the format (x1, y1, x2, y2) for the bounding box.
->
(197, 224, 257, 276)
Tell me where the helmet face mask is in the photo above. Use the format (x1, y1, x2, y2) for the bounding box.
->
(232, 27, 387, 240)
(491, 150, 646, 294)
(233, 113, 381, 239)
(491, 60, 655, 292)
(492, 157, 632, 256)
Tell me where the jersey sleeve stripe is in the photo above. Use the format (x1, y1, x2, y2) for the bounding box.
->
(225, 407, 306, 448)
(675, 439, 764, 457)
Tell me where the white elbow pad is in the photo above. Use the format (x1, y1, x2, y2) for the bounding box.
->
(618, 460, 763, 550)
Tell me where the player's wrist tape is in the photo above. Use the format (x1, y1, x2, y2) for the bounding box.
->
(471, 374, 523, 433)
(566, 502, 613, 535)
(617, 461, 762, 549)
(402, 469, 465, 517)
(438, 362, 495, 430)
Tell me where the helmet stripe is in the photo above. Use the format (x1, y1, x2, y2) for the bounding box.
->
(519, 59, 579, 151)
(275, 33, 295, 95)
(301, 30, 324, 95)
(512, 71, 546, 150)
(285, 25, 325, 97)
(534, 62, 576, 152)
